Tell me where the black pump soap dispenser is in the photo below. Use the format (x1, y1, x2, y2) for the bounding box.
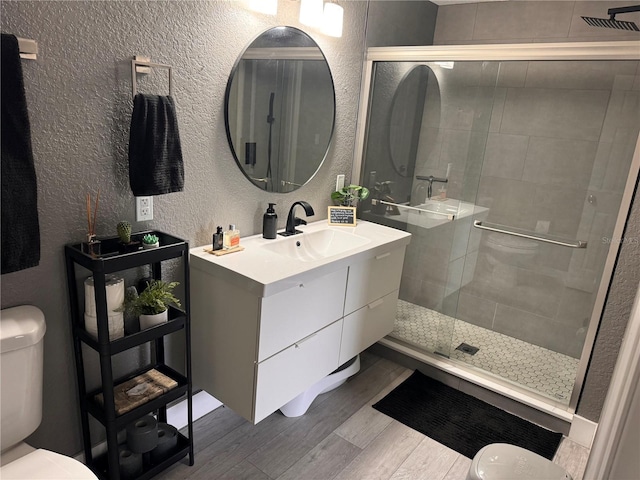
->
(263, 203, 277, 239)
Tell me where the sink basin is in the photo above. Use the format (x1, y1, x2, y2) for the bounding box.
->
(262, 228, 371, 262)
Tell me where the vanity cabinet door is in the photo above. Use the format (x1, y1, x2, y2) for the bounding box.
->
(344, 247, 405, 315)
(339, 290, 398, 364)
(254, 319, 342, 422)
(258, 268, 347, 362)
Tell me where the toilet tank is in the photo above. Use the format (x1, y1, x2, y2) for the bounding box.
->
(0, 306, 46, 452)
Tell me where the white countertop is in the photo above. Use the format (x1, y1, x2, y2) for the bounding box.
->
(189, 219, 411, 297)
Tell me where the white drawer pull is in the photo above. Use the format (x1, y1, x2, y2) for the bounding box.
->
(368, 298, 384, 309)
(295, 333, 317, 348)
(375, 252, 391, 260)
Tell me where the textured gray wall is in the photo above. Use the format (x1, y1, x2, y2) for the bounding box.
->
(434, 0, 640, 422)
(1, 0, 367, 455)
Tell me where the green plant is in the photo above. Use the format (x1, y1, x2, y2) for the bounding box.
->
(118, 280, 181, 316)
(331, 184, 370, 207)
(117, 221, 132, 244)
(142, 234, 159, 245)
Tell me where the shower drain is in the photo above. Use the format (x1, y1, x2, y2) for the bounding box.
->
(456, 342, 479, 355)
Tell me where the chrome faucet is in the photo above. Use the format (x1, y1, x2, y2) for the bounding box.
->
(280, 201, 315, 236)
(416, 175, 448, 200)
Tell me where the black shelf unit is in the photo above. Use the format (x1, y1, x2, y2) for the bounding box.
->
(65, 230, 194, 480)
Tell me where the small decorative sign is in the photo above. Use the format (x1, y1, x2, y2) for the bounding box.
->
(328, 206, 356, 226)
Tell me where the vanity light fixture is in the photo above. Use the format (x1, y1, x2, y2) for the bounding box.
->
(247, 0, 278, 15)
(321, 1, 343, 37)
(299, 0, 324, 27)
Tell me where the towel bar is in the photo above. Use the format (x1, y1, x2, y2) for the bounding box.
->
(131, 58, 173, 98)
(473, 220, 588, 248)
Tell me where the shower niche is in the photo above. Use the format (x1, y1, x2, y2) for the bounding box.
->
(356, 42, 640, 411)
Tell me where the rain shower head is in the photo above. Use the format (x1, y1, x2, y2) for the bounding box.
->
(582, 5, 640, 31)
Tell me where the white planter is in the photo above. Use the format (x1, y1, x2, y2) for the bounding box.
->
(139, 309, 168, 330)
(142, 242, 159, 249)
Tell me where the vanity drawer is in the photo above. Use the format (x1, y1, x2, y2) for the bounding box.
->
(344, 247, 405, 315)
(254, 319, 342, 423)
(340, 290, 398, 365)
(258, 268, 347, 362)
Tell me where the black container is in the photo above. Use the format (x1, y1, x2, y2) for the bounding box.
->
(262, 203, 277, 239)
(212, 226, 224, 251)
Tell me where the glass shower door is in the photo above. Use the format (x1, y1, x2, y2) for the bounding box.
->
(360, 60, 500, 358)
(448, 59, 640, 404)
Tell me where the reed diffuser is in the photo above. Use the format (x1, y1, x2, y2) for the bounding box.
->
(82, 189, 101, 257)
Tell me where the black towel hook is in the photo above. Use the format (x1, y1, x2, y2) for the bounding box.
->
(131, 57, 173, 99)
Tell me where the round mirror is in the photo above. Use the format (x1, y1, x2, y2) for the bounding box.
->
(225, 27, 336, 193)
(389, 65, 433, 178)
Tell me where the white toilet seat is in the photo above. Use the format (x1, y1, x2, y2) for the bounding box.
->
(466, 443, 571, 480)
(0, 449, 97, 479)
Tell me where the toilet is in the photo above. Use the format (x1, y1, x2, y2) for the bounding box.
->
(467, 443, 572, 480)
(484, 232, 539, 287)
(0, 305, 98, 479)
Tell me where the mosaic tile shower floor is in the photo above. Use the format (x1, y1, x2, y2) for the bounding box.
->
(392, 300, 579, 404)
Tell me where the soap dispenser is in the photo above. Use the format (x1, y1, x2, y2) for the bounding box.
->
(212, 226, 224, 251)
(263, 203, 277, 239)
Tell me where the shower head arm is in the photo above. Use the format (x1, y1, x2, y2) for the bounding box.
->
(608, 5, 640, 19)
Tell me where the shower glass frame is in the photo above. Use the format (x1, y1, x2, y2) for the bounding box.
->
(352, 41, 640, 414)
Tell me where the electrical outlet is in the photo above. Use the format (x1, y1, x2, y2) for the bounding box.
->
(136, 196, 153, 221)
(336, 174, 345, 191)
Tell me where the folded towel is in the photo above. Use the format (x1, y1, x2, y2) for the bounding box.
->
(128, 94, 184, 196)
(1, 33, 40, 274)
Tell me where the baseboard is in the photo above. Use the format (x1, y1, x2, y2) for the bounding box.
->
(569, 415, 598, 449)
(74, 390, 221, 462)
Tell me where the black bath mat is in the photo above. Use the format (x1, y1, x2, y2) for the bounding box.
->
(373, 370, 562, 459)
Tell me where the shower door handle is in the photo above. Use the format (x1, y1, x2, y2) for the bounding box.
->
(473, 221, 588, 248)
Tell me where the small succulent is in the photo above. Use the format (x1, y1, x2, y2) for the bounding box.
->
(117, 221, 132, 244)
(143, 234, 159, 245)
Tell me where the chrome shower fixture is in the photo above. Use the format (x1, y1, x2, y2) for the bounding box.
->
(581, 5, 640, 31)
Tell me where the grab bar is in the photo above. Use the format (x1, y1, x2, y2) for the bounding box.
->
(473, 220, 587, 248)
(378, 200, 455, 220)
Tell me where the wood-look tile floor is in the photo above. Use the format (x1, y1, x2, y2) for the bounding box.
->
(158, 351, 590, 480)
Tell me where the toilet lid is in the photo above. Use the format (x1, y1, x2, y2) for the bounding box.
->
(486, 233, 539, 251)
(468, 444, 571, 480)
(0, 449, 98, 479)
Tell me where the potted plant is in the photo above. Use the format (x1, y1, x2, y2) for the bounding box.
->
(142, 233, 159, 249)
(331, 184, 370, 207)
(119, 280, 181, 330)
(117, 221, 140, 253)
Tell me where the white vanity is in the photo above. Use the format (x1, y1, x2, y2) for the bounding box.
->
(189, 219, 410, 423)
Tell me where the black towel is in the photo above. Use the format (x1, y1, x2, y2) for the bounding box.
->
(1, 33, 40, 274)
(128, 94, 184, 196)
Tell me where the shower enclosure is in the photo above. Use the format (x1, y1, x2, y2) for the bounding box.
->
(355, 42, 640, 414)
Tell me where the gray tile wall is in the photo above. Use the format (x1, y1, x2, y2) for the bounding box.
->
(430, 0, 640, 421)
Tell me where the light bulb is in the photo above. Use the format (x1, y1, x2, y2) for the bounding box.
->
(300, 0, 323, 27)
(322, 2, 343, 37)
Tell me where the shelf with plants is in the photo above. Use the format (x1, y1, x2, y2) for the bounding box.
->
(65, 229, 193, 480)
(77, 305, 186, 355)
